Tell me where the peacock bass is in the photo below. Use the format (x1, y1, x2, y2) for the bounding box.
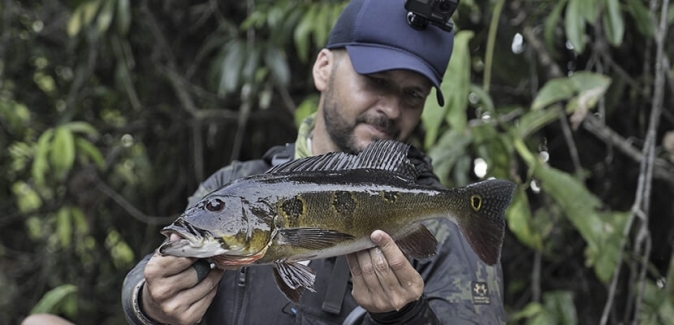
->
(159, 140, 516, 302)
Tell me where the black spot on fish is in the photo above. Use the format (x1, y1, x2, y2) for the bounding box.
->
(380, 191, 399, 203)
(280, 196, 305, 227)
(470, 195, 482, 212)
(332, 191, 357, 217)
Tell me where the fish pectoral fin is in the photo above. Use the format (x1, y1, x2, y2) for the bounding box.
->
(277, 228, 355, 250)
(272, 261, 316, 303)
(395, 224, 438, 260)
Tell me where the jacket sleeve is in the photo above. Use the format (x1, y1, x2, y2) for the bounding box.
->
(121, 161, 267, 324)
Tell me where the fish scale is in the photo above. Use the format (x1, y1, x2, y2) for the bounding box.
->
(159, 140, 516, 303)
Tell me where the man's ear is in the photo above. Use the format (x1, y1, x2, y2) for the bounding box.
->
(313, 49, 333, 91)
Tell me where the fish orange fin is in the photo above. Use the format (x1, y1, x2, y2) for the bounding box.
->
(455, 179, 516, 265)
(272, 261, 316, 303)
(395, 224, 438, 260)
(277, 228, 355, 250)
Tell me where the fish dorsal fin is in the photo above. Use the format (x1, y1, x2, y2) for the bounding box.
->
(266, 140, 417, 180)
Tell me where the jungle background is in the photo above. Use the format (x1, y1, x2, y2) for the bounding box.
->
(1, 0, 674, 324)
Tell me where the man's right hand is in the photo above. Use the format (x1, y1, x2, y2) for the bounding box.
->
(141, 234, 225, 325)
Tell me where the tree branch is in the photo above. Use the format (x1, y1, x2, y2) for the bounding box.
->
(94, 175, 177, 225)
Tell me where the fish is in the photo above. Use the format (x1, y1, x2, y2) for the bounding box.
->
(159, 139, 516, 302)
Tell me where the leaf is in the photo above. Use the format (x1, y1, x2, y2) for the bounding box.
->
(67, 0, 102, 38)
(32, 129, 54, 185)
(531, 78, 576, 111)
(444, 31, 474, 132)
(514, 138, 628, 283)
(294, 95, 319, 128)
(602, 0, 625, 46)
(56, 207, 73, 248)
(512, 109, 561, 139)
(218, 40, 245, 97)
(506, 188, 543, 250)
(510, 302, 544, 321)
(116, 0, 131, 35)
(313, 4, 330, 49)
(564, 0, 586, 53)
(565, 72, 612, 113)
(63, 121, 100, 138)
(544, 0, 567, 58)
(264, 46, 290, 86)
(543, 291, 578, 325)
(579, 0, 599, 24)
(625, 0, 655, 37)
(30, 284, 78, 315)
(96, 0, 115, 35)
(50, 126, 76, 180)
(294, 5, 316, 62)
(12, 181, 42, 213)
(75, 137, 106, 169)
(70, 206, 89, 235)
(421, 30, 474, 149)
(428, 129, 473, 186)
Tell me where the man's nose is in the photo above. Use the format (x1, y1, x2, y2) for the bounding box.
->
(376, 94, 402, 120)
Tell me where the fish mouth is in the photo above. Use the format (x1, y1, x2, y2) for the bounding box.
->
(158, 218, 230, 258)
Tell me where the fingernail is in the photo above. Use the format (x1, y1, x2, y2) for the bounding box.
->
(371, 231, 383, 243)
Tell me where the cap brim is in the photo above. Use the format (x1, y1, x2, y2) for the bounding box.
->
(346, 45, 445, 107)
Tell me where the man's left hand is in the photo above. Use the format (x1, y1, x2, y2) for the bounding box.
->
(346, 230, 424, 313)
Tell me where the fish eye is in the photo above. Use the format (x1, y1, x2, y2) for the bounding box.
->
(205, 198, 225, 212)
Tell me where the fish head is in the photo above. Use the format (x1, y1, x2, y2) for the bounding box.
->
(159, 194, 274, 266)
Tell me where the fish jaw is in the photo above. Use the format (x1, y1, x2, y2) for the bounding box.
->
(159, 229, 230, 258)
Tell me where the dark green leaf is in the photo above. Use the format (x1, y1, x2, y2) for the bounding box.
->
(30, 284, 77, 315)
(544, 1, 567, 58)
(625, 0, 655, 37)
(96, 0, 115, 34)
(32, 129, 54, 185)
(56, 207, 73, 248)
(506, 188, 543, 250)
(264, 47, 290, 86)
(218, 40, 245, 97)
(50, 126, 76, 180)
(531, 78, 576, 110)
(513, 109, 561, 139)
(564, 0, 586, 53)
(75, 138, 105, 169)
(602, 0, 625, 46)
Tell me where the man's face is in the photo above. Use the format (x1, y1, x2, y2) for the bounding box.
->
(320, 52, 432, 154)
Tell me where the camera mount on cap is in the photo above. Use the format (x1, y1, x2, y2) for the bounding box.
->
(405, 0, 459, 32)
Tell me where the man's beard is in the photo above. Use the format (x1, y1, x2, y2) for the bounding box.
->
(322, 86, 399, 154)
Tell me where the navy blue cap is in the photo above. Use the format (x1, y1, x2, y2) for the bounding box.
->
(326, 0, 454, 106)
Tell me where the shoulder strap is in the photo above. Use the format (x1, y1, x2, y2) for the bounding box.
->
(321, 256, 350, 315)
(262, 143, 295, 167)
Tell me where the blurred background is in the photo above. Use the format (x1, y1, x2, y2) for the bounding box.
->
(1, 0, 674, 324)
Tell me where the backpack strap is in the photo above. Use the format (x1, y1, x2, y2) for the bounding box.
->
(322, 256, 351, 315)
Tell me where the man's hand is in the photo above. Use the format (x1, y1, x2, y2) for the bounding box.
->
(346, 230, 424, 313)
(142, 234, 225, 325)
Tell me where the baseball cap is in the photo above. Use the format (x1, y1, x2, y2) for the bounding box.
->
(326, 0, 455, 106)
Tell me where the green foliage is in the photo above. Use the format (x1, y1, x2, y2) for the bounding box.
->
(29, 285, 78, 318)
(2, 0, 674, 324)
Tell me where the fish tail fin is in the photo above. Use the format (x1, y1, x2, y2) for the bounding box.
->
(453, 179, 516, 265)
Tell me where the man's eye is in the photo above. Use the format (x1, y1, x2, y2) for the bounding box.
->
(405, 90, 423, 100)
(368, 76, 386, 86)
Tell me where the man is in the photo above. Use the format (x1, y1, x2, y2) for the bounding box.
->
(122, 0, 506, 324)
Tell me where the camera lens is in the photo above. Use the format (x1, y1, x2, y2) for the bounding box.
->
(438, 0, 452, 12)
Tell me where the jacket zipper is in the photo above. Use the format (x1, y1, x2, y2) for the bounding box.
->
(234, 267, 248, 325)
